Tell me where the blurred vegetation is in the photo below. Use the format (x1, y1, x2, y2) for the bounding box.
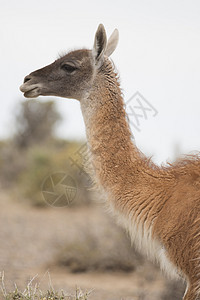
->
(56, 218, 143, 273)
(14, 100, 61, 148)
(0, 100, 92, 207)
(0, 99, 186, 299)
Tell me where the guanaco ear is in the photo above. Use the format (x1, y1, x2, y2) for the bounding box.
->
(105, 29, 119, 57)
(92, 24, 107, 67)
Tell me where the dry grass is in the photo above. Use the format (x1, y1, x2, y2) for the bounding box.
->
(0, 272, 91, 300)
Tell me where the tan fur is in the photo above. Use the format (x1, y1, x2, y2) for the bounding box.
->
(20, 24, 200, 299)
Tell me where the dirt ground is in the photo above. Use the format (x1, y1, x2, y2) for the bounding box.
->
(0, 192, 184, 299)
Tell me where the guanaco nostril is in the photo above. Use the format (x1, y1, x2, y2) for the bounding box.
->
(24, 76, 32, 83)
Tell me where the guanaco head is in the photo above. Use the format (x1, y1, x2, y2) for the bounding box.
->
(20, 24, 119, 101)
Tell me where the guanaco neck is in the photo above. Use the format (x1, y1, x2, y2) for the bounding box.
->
(80, 58, 151, 192)
(80, 58, 176, 235)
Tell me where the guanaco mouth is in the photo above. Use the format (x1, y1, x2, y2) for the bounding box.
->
(20, 84, 41, 98)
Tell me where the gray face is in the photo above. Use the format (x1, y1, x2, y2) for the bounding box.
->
(20, 49, 94, 101)
(20, 24, 119, 102)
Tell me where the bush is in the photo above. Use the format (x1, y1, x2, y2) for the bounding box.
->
(17, 141, 94, 207)
(55, 218, 143, 273)
(14, 100, 61, 148)
(0, 99, 94, 207)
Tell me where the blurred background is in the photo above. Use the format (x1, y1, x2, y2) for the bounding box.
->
(1, 0, 200, 299)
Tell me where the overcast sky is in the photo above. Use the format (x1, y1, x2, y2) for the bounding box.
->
(1, 0, 200, 164)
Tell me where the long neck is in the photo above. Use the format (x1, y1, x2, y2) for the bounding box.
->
(80, 59, 176, 247)
(81, 59, 148, 191)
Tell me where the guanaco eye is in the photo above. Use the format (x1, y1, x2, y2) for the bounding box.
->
(61, 64, 77, 73)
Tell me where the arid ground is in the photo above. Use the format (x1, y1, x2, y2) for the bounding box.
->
(0, 191, 185, 300)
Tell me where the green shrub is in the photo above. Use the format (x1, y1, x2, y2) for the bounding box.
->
(16, 141, 93, 207)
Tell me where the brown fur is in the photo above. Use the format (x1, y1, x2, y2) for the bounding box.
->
(20, 24, 200, 299)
